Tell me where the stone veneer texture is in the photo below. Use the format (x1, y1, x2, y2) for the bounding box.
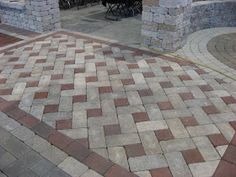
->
(0, 0, 61, 32)
(190, 1, 236, 33)
(142, 0, 236, 51)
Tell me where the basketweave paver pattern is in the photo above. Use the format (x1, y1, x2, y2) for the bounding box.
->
(0, 30, 236, 176)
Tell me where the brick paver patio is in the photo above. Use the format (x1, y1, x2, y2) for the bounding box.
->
(0, 28, 236, 177)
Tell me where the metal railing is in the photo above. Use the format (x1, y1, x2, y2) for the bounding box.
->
(59, 0, 100, 9)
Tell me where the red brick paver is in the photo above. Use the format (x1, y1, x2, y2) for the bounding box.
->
(155, 129, 174, 141)
(0, 33, 21, 47)
(150, 168, 173, 177)
(125, 143, 146, 157)
(181, 149, 205, 164)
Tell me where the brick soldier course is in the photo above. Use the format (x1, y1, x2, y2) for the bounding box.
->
(0, 30, 235, 176)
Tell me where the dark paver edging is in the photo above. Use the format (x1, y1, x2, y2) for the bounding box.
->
(0, 97, 137, 177)
(213, 124, 236, 177)
(0, 32, 22, 48)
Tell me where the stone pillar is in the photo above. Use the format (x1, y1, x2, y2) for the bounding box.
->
(142, 0, 192, 51)
(25, 0, 61, 32)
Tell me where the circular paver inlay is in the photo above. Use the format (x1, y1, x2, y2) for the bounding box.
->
(207, 33, 236, 69)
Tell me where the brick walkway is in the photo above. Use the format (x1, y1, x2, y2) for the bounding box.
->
(0, 29, 236, 177)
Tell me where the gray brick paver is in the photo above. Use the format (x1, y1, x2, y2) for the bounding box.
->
(108, 147, 129, 169)
(160, 138, 196, 153)
(1, 136, 32, 158)
(59, 96, 73, 112)
(59, 128, 88, 139)
(193, 136, 220, 161)
(136, 120, 168, 132)
(0, 152, 16, 170)
(210, 112, 236, 123)
(41, 145, 68, 165)
(43, 112, 72, 122)
(89, 126, 106, 148)
(0, 115, 74, 177)
(80, 169, 103, 177)
(72, 110, 87, 128)
(45, 167, 71, 177)
(88, 115, 118, 127)
(166, 119, 189, 138)
(11, 126, 35, 142)
(189, 160, 220, 177)
(30, 159, 55, 176)
(128, 154, 168, 172)
(187, 124, 220, 137)
(134, 171, 152, 177)
(58, 157, 88, 177)
(101, 99, 116, 116)
(127, 91, 143, 105)
(139, 131, 162, 155)
(117, 105, 145, 115)
(216, 122, 235, 142)
(118, 114, 137, 133)
(25, 135, 51, 153)
(92, 148, 108, 159)
(0, 113, 21, 131)
(106, 133, 140, 147)
(168, 93, 186, 110)
(162, 109, 192, 119)
(190, 108, 212, 124)
(165, 152, 192, 177)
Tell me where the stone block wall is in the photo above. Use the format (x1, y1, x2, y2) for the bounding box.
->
(0, 0, 61, 32)
(142, 0, 192, 51)
(142, 0, 236, 51)
(190, 1, 236, 32)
